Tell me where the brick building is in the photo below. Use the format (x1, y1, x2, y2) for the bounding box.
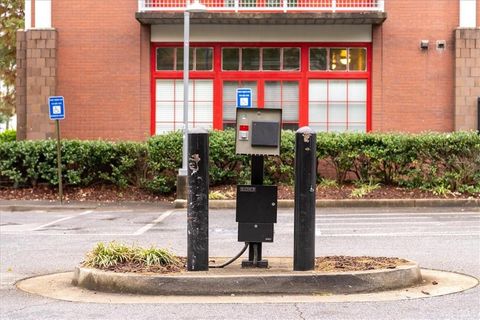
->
(16, 0, 480, 140)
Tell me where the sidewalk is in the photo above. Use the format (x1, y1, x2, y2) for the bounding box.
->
(1, 198, 479, 212)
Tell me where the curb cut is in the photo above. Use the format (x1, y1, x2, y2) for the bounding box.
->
(174, 198, 480, 209)
(72, 262, 422, 296)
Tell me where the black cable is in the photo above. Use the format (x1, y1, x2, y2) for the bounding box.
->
(209, 243, 249, 268)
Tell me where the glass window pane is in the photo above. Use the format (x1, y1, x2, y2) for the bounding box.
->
(349, 48, 366, 71)
(263, 48, 281, 70)
(156, 48, 175, 70)
(310, 124, 327, 132)
(348, 124, 366, 132)
(348, 103, 366, 123)
(222, 48, 239, 71)
(348, 80, 367, 101)
(195, 48, 213, 71)
(309, 80, 328, 101)
(176, 48, 194, 71)
(329, 48, 347, 71)
(329, 124, 347, 132)
(223, 81, 257, 123)
(328, 80, 347, 101)
(309, 102, 327, 122)
(283, 48, 300, 71)
(242, 48, 260, 70)
(310, 48, 327, 71)
(264, 81, 281, 107)
(329, 102, 347, 123)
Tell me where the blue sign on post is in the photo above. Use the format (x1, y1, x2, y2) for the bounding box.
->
(48, 96, 65, 120)
(236, 88, 252, 108)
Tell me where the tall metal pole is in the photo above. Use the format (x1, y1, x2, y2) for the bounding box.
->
(293, 127, 316, 271)
(181, 10, 190, 177)
(187, 128, 209, 271)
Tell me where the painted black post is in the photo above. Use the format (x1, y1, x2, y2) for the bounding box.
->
(249, 154, 264, 263)
(294, 127, 317, 271)
(187, 128, 209, 271)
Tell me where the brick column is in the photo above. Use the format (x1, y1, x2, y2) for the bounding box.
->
(24, 29, 57, 140)
(16, 30, 27, 140)
(455, 28, 480, 131)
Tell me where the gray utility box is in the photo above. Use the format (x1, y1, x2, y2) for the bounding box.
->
(236, 185, 277, 242)
(235, 108, 282, 156)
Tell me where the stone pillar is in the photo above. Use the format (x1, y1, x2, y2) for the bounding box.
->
(455, 28, 480, 131)
(16, 30, 27, 140)
(23, 29, 57, 140)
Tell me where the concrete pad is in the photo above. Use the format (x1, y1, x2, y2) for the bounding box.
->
(16, 269, 478, 304)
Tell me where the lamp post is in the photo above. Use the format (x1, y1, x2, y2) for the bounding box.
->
(178, 0, 207, 199)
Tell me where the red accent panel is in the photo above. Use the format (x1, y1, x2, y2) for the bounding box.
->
(239, 125, 249, 131)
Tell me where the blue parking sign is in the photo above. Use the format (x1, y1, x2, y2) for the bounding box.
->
(236, 88, 252, 108)
(48, 96, 65, 120)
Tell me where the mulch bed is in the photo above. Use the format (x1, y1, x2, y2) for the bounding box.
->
(315, 256, 411, 272)
(0, 184, 478, 202)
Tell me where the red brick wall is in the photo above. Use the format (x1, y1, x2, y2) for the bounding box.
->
(52, 0, 150, 141)
(372, 0, 458, 132)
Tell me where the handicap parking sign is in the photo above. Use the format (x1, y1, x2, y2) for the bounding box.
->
(48, 96, 65, 120)
(236, 88, 252, 108)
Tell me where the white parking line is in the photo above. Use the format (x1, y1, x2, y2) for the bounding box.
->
(31, 210, 93, 231)
(318, 232, 480, 237)
(132, 210, 177, 235)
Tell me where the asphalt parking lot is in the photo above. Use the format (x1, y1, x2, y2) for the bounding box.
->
(1, 206, 479, 319)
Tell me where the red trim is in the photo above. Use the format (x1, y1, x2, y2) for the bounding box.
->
(150, 42, 372, 134)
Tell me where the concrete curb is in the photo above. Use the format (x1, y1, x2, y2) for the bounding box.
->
(72, 262, 422, 296)
(174, 198, 480, 209)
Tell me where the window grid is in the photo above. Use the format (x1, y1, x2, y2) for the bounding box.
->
(309, 47, 367, 72)
(221, 47, 300, 72)
(308, 79, 367, 132)
(155, 79, 214, 134)
(156, 47, 213, 71)
(264, 80, 299, 130)
(222, 80, 258, 129)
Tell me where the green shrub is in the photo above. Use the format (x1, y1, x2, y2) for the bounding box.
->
(0, 131, 479, 194)
(0, 130, 16, 143)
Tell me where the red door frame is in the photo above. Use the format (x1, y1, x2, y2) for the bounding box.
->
(150, 42, 372, 135)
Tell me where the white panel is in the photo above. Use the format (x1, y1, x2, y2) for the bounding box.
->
(35, 0, 52, 28)
(348, 103, 367, 123)
(283, 103, 299, 121)
(174, 81, 194, 101)
(156, 80, 175, 101)
(329, 80, 347, 102)
(152, 25, 372, 42)
(348, 124, 366, 133)
(311, 124, 328, 132)
(329, 103, 347, 122)
(309, 103, 328, 122)
(223, 104, 236, 121)
(194, 102, 213, 122)
(329, 124, 347, 132)
(348, 80, 367, 102)
(309, 80, 328, 102)
(156, 124, 174, 134)
(283, 82, 299, 101)
(265, 81, 281, 102)
(156, 102, 174, 122)
(460, 0, 477, 27)
(194, 80, 213, 101)
(25, 0, 32, 30)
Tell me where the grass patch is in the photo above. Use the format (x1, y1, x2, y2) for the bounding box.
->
(83, 241, 184, 273)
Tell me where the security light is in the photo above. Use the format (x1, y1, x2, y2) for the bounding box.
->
(420, 40, 429, 50)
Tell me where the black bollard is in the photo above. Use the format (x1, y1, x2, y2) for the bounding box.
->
(187, 128, 209, 271)
(293, 127, 317, 271)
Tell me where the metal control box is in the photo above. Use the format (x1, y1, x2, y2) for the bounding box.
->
(236, 185, 277, 223)
(235, 108, 282, 156)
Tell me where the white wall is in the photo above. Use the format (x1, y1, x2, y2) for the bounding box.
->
(151, 24, 372, 42)
(460, 0, 477, 27)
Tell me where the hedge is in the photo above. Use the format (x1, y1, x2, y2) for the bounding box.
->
(0, 130, 16, 143)
(0, 131, 479, 194)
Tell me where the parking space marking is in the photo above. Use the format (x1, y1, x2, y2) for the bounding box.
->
(31, 210, 93, 231)
(132, 210, 177, 235)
